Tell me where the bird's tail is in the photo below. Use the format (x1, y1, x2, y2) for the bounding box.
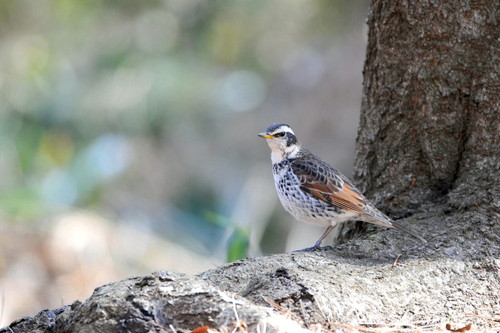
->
(389, 219, 427, 243)
(363, 208, 427, 243)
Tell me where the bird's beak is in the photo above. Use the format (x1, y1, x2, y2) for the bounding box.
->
(258, 132, 275, 139)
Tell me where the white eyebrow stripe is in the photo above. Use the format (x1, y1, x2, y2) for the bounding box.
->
(271, 126, 294, 135)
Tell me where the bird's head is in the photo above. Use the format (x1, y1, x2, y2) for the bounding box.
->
(258, 123, 301, 163)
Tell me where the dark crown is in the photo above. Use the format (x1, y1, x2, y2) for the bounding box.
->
(266, 123, 291, 133)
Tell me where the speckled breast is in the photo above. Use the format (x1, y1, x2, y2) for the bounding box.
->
(272, 160, 339, 227)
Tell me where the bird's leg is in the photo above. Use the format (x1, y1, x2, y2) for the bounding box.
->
(313, 225, 335, 248)
(294, 225, 335, 252)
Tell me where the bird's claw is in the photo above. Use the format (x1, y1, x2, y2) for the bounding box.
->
(293, 245, 335, 252)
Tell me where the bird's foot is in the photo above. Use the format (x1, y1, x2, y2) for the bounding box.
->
(293, 245, 335, 252)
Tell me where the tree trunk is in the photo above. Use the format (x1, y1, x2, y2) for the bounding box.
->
(354, 0, 499, 215)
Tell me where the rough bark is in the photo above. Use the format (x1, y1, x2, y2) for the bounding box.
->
(353, 0, 499, 214)
(1, 271, 310, 333)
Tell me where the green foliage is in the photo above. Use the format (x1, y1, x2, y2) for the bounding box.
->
(205, 210, 250, 262)
(0, 187, 44, 221)
(226, 227, 250, 263)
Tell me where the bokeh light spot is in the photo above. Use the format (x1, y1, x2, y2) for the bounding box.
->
(216, 70, 267, 112)
(84, 134, 131, 181)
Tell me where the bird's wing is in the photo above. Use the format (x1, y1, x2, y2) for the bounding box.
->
(291, 154, 427, 243)
(291, 157, 367, 213)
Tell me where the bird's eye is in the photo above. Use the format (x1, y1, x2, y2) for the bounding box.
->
(275, 132, 285, 137)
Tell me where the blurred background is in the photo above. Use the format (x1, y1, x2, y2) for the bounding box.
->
(0, 0, 369, 325)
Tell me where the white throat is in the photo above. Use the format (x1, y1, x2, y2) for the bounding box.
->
(269, 142, 300, 164)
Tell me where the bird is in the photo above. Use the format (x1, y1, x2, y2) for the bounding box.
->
(258, 123, 426, 251)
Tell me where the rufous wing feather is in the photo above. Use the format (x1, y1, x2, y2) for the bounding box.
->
(292, 159, 366, 213)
